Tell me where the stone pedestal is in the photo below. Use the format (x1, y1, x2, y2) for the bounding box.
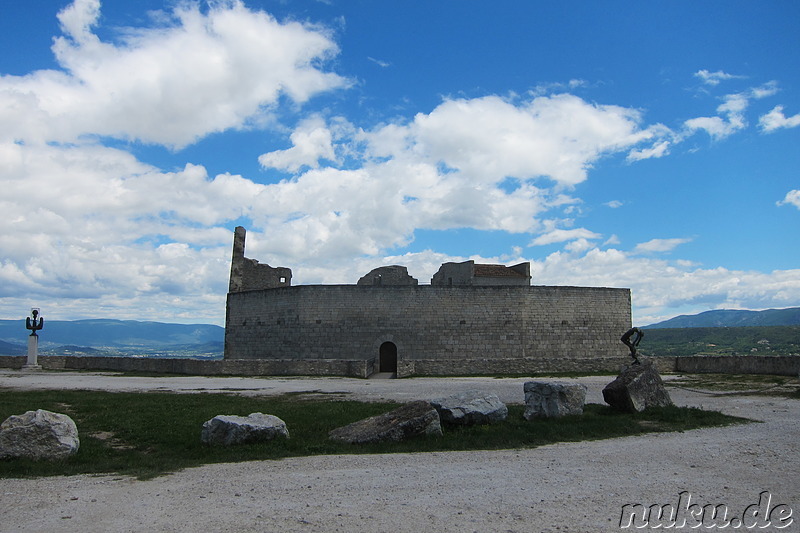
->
(23, 335, 42, 370)
(602, 359, 673, 412)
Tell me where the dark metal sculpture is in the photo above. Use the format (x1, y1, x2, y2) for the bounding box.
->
(621, 327, 643, 365)
(26, 308, 44, 336)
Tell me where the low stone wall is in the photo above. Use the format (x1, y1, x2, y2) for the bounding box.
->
(10, 355, 799, 378)
(676, 355, 800, 376)
(0, 354, 678, 377)
(400, 357, 658, 377)
(0, 356, 370, 378)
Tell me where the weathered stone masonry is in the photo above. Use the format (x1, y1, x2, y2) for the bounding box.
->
(225, 284, 632, 376)
(224, 227, 633, 376)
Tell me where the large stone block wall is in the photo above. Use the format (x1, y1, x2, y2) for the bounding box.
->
(224, 284, 632, 374)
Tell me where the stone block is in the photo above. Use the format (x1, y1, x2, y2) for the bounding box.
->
(523, 381, 587, 419)
(602, 359, 673, 412)
(429, 390, 508, 425)
(329, 401, 442, 444)
(201, 413, 289, 446)
(0, 409, 80, 460)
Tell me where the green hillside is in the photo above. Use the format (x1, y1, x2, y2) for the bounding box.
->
(642, 326, 800, 357)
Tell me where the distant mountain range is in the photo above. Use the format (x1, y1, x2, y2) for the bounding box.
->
(645, 307, 800, 329)
(0, 319, 224, 357)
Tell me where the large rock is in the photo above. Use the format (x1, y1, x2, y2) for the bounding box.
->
(523, 381, 587, 420)
(0, 409, 80, 460)
(329, 401, 442, 444)
(429, 390, 508, 426)
(602, 359, 673, 412)
(201, 413, 289, 446)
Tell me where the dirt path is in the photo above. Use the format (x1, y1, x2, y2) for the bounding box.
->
(0, 371, 798, 532)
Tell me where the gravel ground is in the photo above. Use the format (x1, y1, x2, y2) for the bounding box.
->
(0, 370, 798, 532)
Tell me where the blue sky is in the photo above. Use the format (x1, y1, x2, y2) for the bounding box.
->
(1, 0, 798, 327)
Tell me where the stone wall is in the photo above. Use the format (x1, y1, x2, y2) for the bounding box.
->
(229, 226, 292, 292)
(0, 356, 370, 377)
(675, 355, 800, 376)
(7, 354, 800, 378)
(225, 284, 632, 375)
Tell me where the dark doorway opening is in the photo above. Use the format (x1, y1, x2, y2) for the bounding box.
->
(379, 342, 398, 373)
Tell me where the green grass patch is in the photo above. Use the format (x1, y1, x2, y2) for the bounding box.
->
(0, 388, 747, 480)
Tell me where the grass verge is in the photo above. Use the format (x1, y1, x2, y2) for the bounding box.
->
(0, 388, 747, 480)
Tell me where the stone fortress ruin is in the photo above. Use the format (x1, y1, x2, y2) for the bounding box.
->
(224, 227, 633, 377)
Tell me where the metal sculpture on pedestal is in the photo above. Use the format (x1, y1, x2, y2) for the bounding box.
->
(620, 327, 643, 365)
(24, 308, 44, 369)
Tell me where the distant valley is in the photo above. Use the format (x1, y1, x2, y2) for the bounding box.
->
(0, 319, 223, 359)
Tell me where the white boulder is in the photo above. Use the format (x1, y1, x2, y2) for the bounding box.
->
(523, 381, 587, 420)
(201, 413, 289, 446)
(429, 390, 508, 425)
(0, 409, 80, 460)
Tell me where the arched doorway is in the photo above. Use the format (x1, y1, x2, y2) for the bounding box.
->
(379, 342, 397, 373)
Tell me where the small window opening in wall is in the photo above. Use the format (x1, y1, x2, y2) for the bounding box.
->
(379, 342, 398, 374)
(280, 277, 287, 283)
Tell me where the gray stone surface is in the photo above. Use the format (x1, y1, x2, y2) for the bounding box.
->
(0, 409, 80, 460)
(602, 359, 673, 412)
(329, 401, 442, 444)
(225, 285, 632, 377)
(357, 265, 418, 286)
(523, 381, 587, 419)
(429, 390, 508, 425)
(201, 412, 289, 446)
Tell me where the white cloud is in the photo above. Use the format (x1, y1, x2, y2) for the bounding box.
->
(258, 115, 337, 172)
(683, 82, 778, 140)
(604, 200, 623, 209)
(627, 140, 670, 161)
(634, 238, 691, 253)
(759, 106, 800, 132)
(529, 228, 601, 246)
(777, 190, 800, 209)
(694, 69, 745, 86)
(367, 57, 391, 68)
(0, 0, 348, 148)
(527, 246, 800, 325)
(1, 5, 794, 328)
(405, 94, 661, 186)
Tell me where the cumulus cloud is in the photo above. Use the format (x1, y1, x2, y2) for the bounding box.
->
(777, 190, 800, 209)
(0, 0, 347, 148)
(634, 238, 692, 253)
(258, 115, 338, 172)
(241, 93, 678, 259)
(526, 246, 800, 325)
(404, 94, 662, 186)
(759, 106, 800, 132)
(0, 3, 795, 326)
